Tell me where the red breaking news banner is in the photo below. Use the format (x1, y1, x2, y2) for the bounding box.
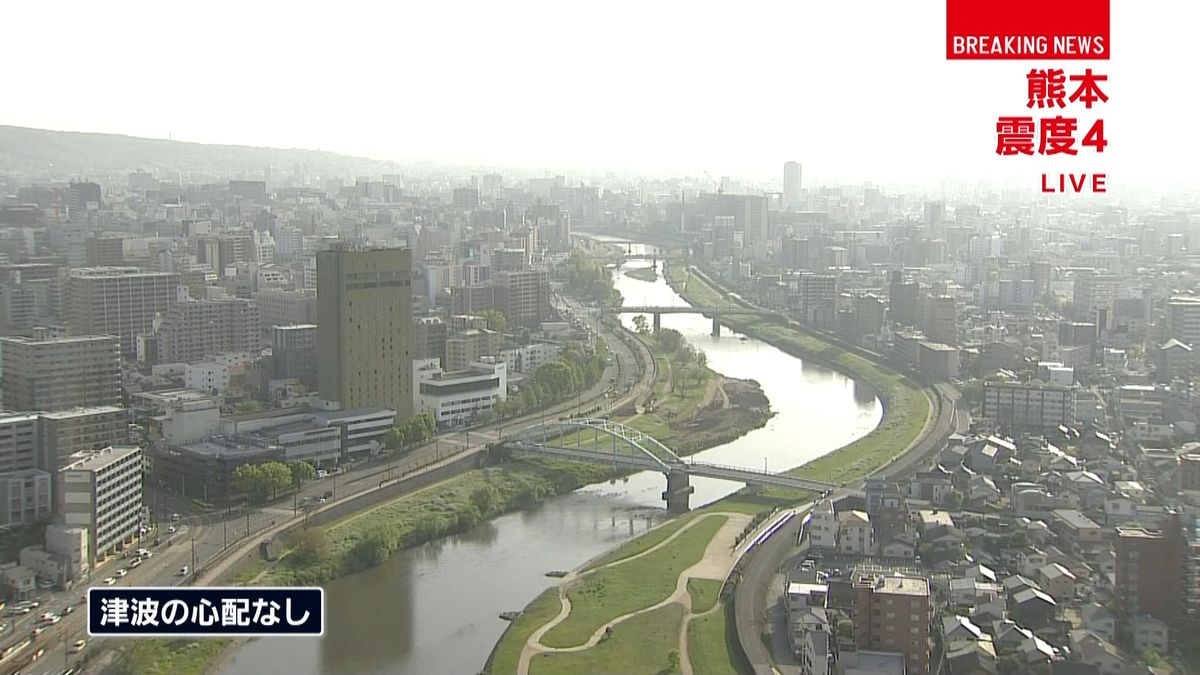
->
(946, 0, 1109, 60)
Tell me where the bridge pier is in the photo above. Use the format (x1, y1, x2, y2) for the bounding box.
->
(662, 470, 694, 514)
(653, 312, 661, 333)
(711, 315, 721, 337)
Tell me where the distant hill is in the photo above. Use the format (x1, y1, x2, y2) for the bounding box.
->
(0, 125, 399, 179)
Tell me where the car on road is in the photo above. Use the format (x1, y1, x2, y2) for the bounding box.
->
(40, 614, 60, 625)
(102, 577, 116, 585)
(316, 497, 326, 504)
(137, 548, 151, 557)
(8, 606, 31, 615)
(316, 470, 328, 479)
(129, 559, 142, 568)
(322, 490, 334, 499)
(71, 639, 87, 653)
(115, 568, 128, 578)
(38, 612, 54, 621)
(171, 513, 181, 521)
(31, 627, 42, 638)
(178, 566, 189, 576)
(167, 525, 177, 533)
(62, 605, 74, 615)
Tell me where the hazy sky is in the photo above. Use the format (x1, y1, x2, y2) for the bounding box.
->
(4, 1, 1196, 189)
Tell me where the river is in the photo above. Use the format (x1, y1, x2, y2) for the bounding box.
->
(222, 241, 882, 675)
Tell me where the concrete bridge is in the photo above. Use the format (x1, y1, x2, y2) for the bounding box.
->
(603, 305, 780, 336)
(495, 418, 835, 512)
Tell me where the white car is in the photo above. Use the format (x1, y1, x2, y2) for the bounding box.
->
(103, 577, 116, 585)
(114, 569, 128, 578)
(168, 525, 177, 534)
(71, 639, 87, 653)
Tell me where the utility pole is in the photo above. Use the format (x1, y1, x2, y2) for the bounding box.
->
(245, 510, 250, 540)
(190, 537, 196, 576)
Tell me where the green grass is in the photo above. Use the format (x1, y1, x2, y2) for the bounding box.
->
(530, 604, 685, 675)
(486, 588, 562, 675)
(687, 578, 722, 613)
(584, 514, 697, 569)
(687, 603, 748, 675)
(260, 460, 625, 586)
(541, 514, 727, 648)
(116, 638, 230, 675)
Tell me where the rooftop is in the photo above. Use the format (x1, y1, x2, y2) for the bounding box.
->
(63, 445, 141, 472)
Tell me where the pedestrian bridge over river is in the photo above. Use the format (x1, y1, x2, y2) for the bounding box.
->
(493, 418, 835, 512)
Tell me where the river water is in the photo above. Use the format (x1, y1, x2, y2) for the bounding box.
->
(222, 241, 882, 675)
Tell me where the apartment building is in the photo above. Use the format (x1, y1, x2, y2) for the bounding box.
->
(983, 381, 1075, 429)
(59, 446, 143, 566)
(852, 574, 933, 674)
(155, 298, 262, 363)
(0, 335, 121, 412)
(63, 267, 180, 357)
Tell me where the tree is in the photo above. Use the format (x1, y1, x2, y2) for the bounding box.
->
(482, 309, 508, 333)
(232, 463, 263, 498)
(632, 315, 650, 335)
(256, 461, 294, 500)
(290, 461, 316, 488)
(697, 351, 708, 369)
(470, 485, 500, 517)
(384, 427, 405, 451)
(667, 649, 681, 672)
(289, 528, 329, 566)
(1141, 651, 1168, 668)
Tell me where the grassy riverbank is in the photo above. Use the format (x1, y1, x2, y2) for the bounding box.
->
(486, 262, 936, 675)
(663, 261, 931, 485)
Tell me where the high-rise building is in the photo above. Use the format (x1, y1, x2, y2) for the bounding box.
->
(495, 270, 551, 328)
(983, 381, 1075, 429)
(925, 295, 958, 347)
(317, 247, 413, 423)
(452, 187, 480, 209)
(888, 271, 921, 327)
(270, 324, 318, 389)
(37, 406, 129, 473)
(84, 236, 124, 267)
(852, 574, 933, 674)
(256, 288, 318, 328)
(1116, 513, 1187, 621)
(0, 335, 122, 411)
(783, 161, 802, 209)
(413, 316, 448, 365)
(59, 445, 143, 567)
(155, 298, 262, 364)
(1166, 296, 1200, 348)
(66, 181, 102, 213)
(64, 267, 180, 357)
(0, 413, 39, 474)
(0, 468, 52, 526)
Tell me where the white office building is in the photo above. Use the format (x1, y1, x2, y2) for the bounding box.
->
(59, 446, 143, 565)
(412, 358, 506, 427)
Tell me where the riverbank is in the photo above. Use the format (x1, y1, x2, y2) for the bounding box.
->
(623, 265, 658, 282)
(151, 323, 773, 675)
(663, 261, 931, 485)
(486, 261, 935, 675)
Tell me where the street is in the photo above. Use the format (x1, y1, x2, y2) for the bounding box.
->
(0, 302, 652, 675)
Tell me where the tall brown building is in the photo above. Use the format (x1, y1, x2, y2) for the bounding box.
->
(64, 267, 179, 357)
(317, 247, 413, 423)
(1115, 512, 1186, 621)
(852, 574, 933, 674)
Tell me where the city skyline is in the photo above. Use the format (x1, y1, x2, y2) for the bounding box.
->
(3, 2, 1197, 190)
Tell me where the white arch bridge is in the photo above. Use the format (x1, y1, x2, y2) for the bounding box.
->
(493, 418, 836, 512)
